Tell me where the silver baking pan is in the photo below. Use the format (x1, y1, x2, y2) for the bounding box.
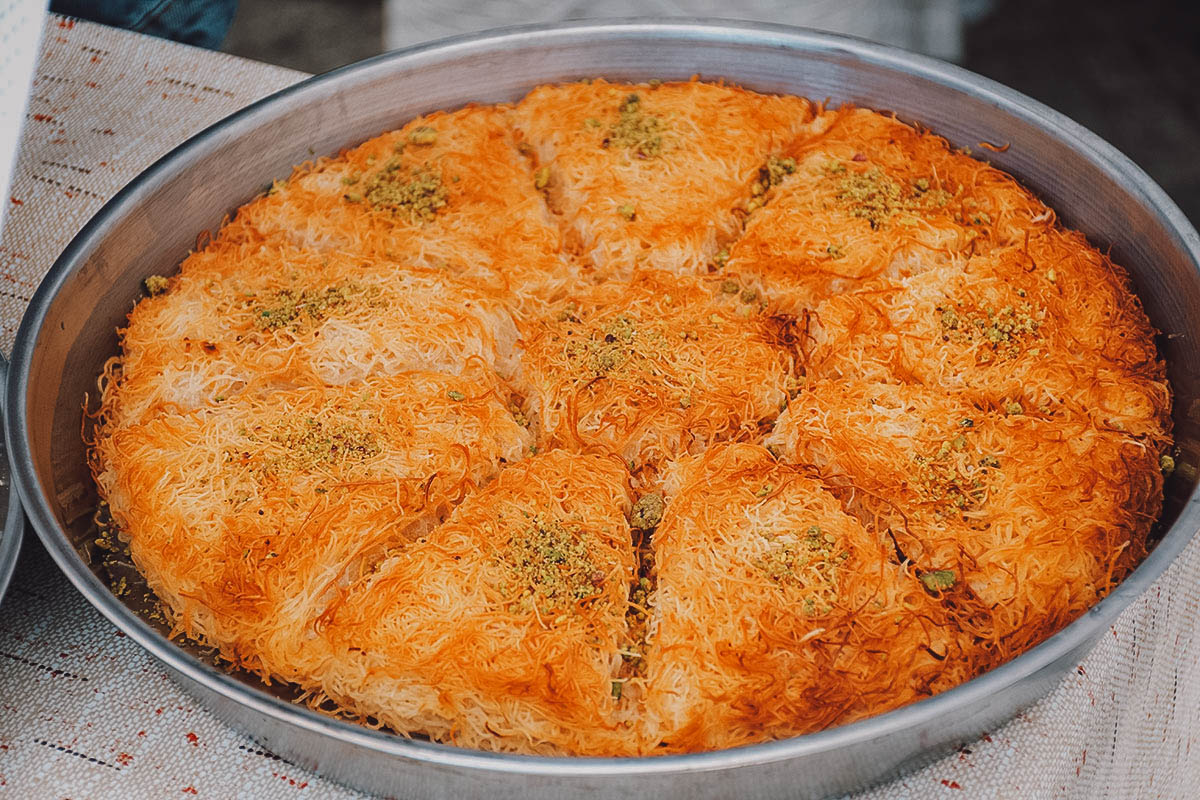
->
(7, 19, 1200, 799)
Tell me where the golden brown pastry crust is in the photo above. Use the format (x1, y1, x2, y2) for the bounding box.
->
(90, 79, 1170, 756)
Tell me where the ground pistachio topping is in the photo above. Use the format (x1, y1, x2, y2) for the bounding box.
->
(562, 313, 666, 378)
(630, 493, 664, 531)
(754, 524, 848, 612)
(251, 415, 383, 476)
(938, 301, 1043, 360)
(763, 155, 797, 188)
(502, 514, 604, 615)
(351, 159, 449, 221)
(603, 93, 667, 158)
(143, 275, 169, 296)
(912, 428, 997, 513)
(920, 569, 957, 592)
(407, 125, 438, 145)
(251, 282, 379, 332)
(827, 162, 952, 229)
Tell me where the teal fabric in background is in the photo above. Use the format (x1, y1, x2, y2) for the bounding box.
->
(49, 0, 238, 48)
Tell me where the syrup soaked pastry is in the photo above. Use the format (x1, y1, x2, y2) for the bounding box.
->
(90, 79, 1171, 756)
(516, 79, 815, 280)
(514, 269, 799, 471)
(767, 379, 1164, 658)
(91, 373, 532, 676)
(224, 104, 573, 315)
(315, 450, 638, 755)
(110, 245, 521, 430)
(643, 443, 969, 752)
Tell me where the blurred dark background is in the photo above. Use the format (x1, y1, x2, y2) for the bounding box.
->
(219, 0, 1200, 224)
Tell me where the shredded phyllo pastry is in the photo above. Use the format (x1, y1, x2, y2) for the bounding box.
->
(89, 79, 1171, 756)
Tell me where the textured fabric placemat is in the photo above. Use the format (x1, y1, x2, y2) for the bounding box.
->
(0, 14, 1197, 800)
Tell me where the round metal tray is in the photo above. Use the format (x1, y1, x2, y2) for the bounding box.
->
(7, 19, 1200, 800)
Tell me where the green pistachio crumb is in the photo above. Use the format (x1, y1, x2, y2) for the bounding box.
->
(630, 493, 665, 531)
(143, 275, 169, 296)
(604, 94, 666, 157)
(764, 155, 797, 188)
(1006, 402, 1024, 415)
(920, 570, 956, 592)
(446, 390, 466, 401)
(720, 280, 740, 294)
(834, 167, 950, 229)
(407, 126, 438, 145)
(1160, 454, 1176, 476)
(617, 203, 636, 220)
(503, 514, 601, 615)
(359, 160, 448, 221)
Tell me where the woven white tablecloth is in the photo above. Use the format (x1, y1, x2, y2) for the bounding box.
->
(0, 15, 1197, 800)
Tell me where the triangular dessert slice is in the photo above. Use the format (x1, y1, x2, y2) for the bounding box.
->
(514, 270, 799, 471)
(316, 450, 639, 754)
(109, 246, 521, 430)
(642, 442, 964, 752)
(91, 373, 532, 676)
(515, 79, 815, 279)
(767, 380, 1164, 655)
(724, 107, 1051, 314)
(223, 104, 571, 314)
